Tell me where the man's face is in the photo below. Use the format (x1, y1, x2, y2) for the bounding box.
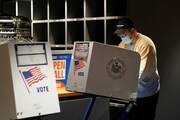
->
(118, 30, 129, 38)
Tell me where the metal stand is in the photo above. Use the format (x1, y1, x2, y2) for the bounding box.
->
(119, 101, 136, 120)
(82, 96, 96, 120)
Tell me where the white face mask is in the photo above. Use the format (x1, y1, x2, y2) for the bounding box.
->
(121, 35, 132, 45)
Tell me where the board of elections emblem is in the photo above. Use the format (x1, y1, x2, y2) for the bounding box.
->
(106, 57, 126, 79)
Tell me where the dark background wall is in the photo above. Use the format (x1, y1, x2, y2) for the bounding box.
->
(127, 0, 180, 120)
(0, 0, 2, 15)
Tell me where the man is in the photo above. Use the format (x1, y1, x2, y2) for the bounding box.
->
(114, 17, 160, 120)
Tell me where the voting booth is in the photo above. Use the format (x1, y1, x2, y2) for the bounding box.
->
(67, 41, 140, 101)
(0, 42, 60, 120)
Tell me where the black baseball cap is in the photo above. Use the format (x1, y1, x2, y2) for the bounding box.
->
(114, 17, 134, 34)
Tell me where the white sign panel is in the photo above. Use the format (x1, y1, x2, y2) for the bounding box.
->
(0, 42, 60, 120)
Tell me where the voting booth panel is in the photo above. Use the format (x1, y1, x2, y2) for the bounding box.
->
(67, 41, 140, 101)
(0, 42, 60, 120)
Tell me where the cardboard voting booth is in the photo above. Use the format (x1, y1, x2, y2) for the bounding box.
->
(67, 41, 140, 101)
(0, 42, 60, 120)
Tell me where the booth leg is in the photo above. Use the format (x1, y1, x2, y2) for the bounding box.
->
(82, 96, 96, 120)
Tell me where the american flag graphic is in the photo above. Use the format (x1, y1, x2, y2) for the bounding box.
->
(22, 67, 46, 87)
(74, 60, 85, 70)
